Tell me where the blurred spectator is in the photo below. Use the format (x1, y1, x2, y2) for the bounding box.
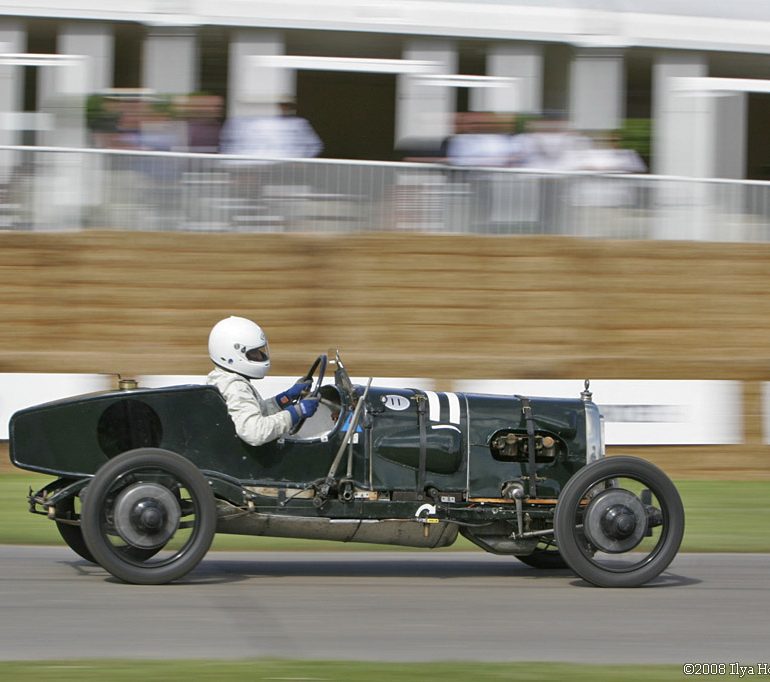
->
(173, 94, 223, 154)
(443, 112, 516, 167)
(219, 99, 323, 161)
(86, 94, 123, 148)
(562, 131, 646, 174)
(88, 93, 174, 151)
(514, 117, 592, 170)
(441, 112, 519, 229)
(134, 104, 184, 153)
(89, 92, 223, 154)
(563, 131, 647, 209)
(217, 99, 323, 229)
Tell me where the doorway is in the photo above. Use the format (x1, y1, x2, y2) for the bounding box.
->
(296, 70, 397, 161)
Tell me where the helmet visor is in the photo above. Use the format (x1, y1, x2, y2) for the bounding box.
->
(245, 344, 269, 363)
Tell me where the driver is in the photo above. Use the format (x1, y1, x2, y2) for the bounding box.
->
(207, 316, 319, 446)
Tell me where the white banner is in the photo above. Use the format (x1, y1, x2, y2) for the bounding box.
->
(453, 379, 743, 446)
(0, 374, 435, 439)
(0, 373, 114, 440)
(2, 374, 742, 445)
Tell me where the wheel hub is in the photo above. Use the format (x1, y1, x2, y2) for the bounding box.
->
(583, 488, 647, 554)
(132, 499, 166, 530)
(601, 504, 636, 538)
(113, 483, 181, 550)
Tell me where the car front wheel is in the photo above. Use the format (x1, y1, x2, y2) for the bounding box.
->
(554, 456, 684, 587)
(81, 448, 216, 585)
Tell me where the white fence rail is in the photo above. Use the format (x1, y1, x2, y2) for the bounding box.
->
(1, 145, 769, 241)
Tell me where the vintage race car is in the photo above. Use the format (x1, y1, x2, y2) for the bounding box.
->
(9, 352, 684, 587)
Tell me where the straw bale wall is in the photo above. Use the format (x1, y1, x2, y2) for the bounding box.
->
(1, 231, 768, 477)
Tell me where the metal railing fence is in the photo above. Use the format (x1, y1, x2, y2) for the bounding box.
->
(1, 145, 769, 242)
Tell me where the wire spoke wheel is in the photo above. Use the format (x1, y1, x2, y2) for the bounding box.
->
(554, 456, 684, 587)
(81, 448, 216, 584)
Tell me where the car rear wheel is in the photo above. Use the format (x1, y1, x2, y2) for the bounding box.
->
(56, 496, 96, 563)
(57, 495, 162, 564)
(554, 456, 684, 588)
(81, 448, 216, 585)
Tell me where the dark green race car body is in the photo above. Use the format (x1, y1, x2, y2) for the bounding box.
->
(9, 353, 683, 587)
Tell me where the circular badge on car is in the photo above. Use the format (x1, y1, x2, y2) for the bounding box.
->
(381, 394, 411, 411)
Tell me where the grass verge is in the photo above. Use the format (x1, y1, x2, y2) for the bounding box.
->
(1, 472, 768, 552)
(0, 659, 687, 682)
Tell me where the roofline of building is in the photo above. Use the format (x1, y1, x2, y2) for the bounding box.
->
(1, 2, 769, 55)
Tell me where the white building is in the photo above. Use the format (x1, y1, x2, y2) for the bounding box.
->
(1, 1, 769, 178)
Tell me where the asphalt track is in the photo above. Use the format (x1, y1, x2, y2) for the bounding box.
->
(1, 546, 768, 665)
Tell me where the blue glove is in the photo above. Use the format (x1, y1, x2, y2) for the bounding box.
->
(287, 398, 319, 426)
(276, 379, 312, 407)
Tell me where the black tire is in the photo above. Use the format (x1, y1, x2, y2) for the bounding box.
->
(81, 448, 216, 585)
(554, 456, 684, 588)
(56, 497, 96, 563)
(56, 496, 161, 564)
(516, 546, 568, 570)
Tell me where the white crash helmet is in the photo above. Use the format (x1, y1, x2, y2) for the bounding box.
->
(208, 316, 271, 379)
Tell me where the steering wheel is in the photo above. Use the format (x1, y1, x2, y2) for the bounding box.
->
(289, 354, 327, 435)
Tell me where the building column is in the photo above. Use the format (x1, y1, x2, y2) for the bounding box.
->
(471, 43, 543, 115)
(651, 52, 718, 239)
(59, 23, 115, 224)
(0, 20, 25, 181)
(569, 48, 624, 131)
(713, 93, 747, 180)
(142, 25, 197, 95)
(652, 52, 710, 177)
(37, 22, 114, 148)
(654, 54, 749, 180)
(395, 39, 457, 146)
(60, 22, 112, 93)
(228, 30, 290, 119)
